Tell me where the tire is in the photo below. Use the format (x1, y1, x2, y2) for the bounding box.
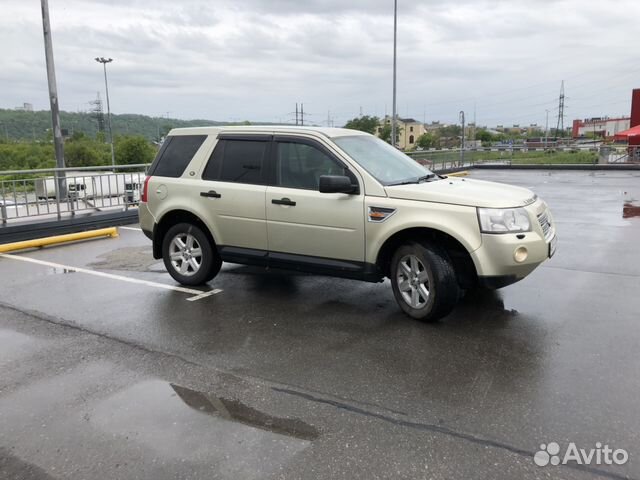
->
(162, 222, 221, 286)
(390, 241, 460, 322)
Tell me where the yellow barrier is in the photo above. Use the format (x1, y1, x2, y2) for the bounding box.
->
(0, 227, 119, 253)
(447, 171, 469, 177)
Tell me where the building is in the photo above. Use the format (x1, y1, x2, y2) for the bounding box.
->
(376, 116, 426, 150)
(14, 102, 33, 112)
(572, 117, 630, 139)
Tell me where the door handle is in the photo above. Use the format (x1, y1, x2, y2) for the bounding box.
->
(200, 190, 222, 198)
(272, 197, 296, 206)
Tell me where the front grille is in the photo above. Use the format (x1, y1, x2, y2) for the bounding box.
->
(537, 210, 553, 240)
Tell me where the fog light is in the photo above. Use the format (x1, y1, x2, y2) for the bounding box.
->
(514, 246, 528, 263)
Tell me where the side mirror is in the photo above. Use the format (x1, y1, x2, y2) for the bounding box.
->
(319, 175, 357, 194)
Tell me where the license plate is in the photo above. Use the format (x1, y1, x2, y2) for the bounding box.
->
(549, 234, 557, 258)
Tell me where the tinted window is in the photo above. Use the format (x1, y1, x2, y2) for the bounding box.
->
(276, 142, 345, 190)
(204, 139, 267, 184)
(150, 135, 206, 178)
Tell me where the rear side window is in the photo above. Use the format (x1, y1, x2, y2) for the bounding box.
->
(202, 139, 267, 184)
(149, 135, 206, 178)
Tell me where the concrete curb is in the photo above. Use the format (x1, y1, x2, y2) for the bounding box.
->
(0, 210, 137, 245)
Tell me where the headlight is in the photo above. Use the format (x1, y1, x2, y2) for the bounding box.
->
(477, 207, 531, 233)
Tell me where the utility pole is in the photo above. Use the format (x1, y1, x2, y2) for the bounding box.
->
(391, 0, 397, 147)
(41, 0, 66, 201)
(459, 110, 465, 167)
(295, 103, 299, 126)
(95, 57, 115, 166)
(301, 103, 304, 126)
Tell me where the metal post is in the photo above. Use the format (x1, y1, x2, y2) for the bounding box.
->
(544, 109, 549, 151)
(41, 0, 66, 209)
(459, 111, 465, 167)
(96, 57, 115, 166)
(391, 0, 397, 147)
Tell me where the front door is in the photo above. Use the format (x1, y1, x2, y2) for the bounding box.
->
(198, 135, 270, 254)
(265, 137, 365, 267)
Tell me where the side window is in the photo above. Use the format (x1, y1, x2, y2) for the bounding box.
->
(149, 135, 206, 178)
(202, 139, 267, 184)
(276, 142, 346, 190)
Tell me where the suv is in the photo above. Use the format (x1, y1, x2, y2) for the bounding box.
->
(139, 126, 556, 321)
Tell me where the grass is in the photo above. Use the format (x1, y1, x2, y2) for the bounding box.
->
(410, 149, 597, 168)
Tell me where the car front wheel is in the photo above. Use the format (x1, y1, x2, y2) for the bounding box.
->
(390, 241, 460, 321)
(162, 222, 221, 286)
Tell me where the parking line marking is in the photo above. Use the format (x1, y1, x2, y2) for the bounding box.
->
(186, 289, 222, 301)
(0, 253, 222, 301)
(119, 226, 143, 231)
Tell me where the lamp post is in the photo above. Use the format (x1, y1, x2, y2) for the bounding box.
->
(95, 57, 115, 166)
(391, 0, 397, 148)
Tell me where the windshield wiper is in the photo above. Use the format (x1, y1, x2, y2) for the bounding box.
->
(417, 174, 437, 183)
(387, 173, 437, 186)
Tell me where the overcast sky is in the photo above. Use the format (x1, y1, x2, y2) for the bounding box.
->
(1, 0, 638, 127)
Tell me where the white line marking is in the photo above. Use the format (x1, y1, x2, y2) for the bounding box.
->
(186, 289, 222, 301)
(119, 226, 142, 231)
(0, 253, 222, 301)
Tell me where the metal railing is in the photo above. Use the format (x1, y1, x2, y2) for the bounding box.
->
(0, 164, 149, 225)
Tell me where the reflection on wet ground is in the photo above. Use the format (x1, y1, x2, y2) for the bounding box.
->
(171, 383, 319, 441)
(87, 246, 160, 272)
(87, 380, 315, 479)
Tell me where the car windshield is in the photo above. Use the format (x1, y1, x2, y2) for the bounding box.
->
(333, 135, 435, 186)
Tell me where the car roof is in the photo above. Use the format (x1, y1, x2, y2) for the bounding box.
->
(167, 125, 369, 139)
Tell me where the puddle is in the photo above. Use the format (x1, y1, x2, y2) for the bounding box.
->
(47, 267, 76, 275)
(87, 246, 157, 272)
(171, 383, 319, 440)
(89, 381, 315, 478)
(0, 328, 41, 362)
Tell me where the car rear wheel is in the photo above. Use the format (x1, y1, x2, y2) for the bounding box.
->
(162, 222, 221, 286)
(390, 241, 460, 321)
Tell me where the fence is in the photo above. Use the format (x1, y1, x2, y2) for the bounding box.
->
(0, 164, 149, 225)
(408, 144, 640, 170)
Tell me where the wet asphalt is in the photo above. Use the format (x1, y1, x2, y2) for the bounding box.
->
(1, 170, 639, 480)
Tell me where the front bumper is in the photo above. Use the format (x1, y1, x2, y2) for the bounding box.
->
(471, 230, 556, 288)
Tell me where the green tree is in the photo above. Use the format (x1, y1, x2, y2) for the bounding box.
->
(115, 136, 157, 165)
(344, 115, 380, 134)
(475, 130, 493, 143)
(416, 133, 435, 149)
(65, 141, 101, 168)
(378, 123, 403, 145)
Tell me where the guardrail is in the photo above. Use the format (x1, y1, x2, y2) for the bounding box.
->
(0, 164, 150, 225)
(407, 145, 640, 169)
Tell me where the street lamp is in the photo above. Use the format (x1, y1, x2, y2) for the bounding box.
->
(459, 110, 465, 166)
(95, 57, 115, 166)
(391, 0, 397, 148)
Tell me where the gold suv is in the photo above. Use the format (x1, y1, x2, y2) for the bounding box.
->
(139, 126, 556, 321)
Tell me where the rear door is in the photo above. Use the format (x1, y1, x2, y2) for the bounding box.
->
(265, 136, 365, 264)
(198, 135, 270, 255)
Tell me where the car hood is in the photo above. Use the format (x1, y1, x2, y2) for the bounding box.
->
(384, 177, 536, 208)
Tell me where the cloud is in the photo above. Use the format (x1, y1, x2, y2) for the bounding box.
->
(0, 0, 638, 126)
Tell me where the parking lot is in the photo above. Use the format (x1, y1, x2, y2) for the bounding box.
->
(1, 169, 639, 479)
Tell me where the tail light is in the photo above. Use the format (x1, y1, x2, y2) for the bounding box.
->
(141, 176, 151, 203)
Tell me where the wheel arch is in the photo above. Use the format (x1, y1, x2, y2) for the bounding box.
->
(376, 227, 478, 289)
(152, 209, 217, 259)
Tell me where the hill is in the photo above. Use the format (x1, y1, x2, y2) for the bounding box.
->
(0, 108, 268, 142)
